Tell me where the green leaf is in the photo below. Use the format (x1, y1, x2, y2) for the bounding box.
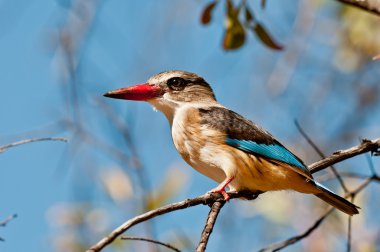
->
(253, 22, 283, 50)
(226, 0, 239, 18)
(223, 0, 245, 50)
(223, 17, 246, 50)
(201, 1, 218, 25)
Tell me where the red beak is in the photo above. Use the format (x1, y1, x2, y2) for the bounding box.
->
(104, 83, 163, 101)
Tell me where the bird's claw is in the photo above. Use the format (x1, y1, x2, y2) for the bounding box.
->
(208, 177, 234, 201)
(208, 188, 230, 201)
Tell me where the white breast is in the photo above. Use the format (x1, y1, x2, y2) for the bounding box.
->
(171, 105, 227, 184)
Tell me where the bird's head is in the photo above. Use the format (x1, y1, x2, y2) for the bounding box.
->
(104, 70, 217, 120)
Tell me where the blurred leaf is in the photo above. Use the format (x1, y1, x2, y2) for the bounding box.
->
(201, 1, 218, 25)
(342, 7, 380, 55)
(252, 22, 283, 50)
(46, 203, 86, 227)
(237, 192, 293, 224)
(85, 209, 109, 233)
(223, 17, 246, 50)
(334, 44, 362, 72)
(336, 6, 380, 71)
(47, 203, 115, 252)
(373, 53, 380, 60)
(101, 168, 133, 204)
(52, 232, 87, 252)
(146, 166, 188, 210)
(223, 0, 245, 51)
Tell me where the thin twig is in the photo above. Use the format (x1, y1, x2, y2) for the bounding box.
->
(0, 214, 17, 227)
(121, 236, 181, 252)
(365, 153, 377, 176)
(0, 137, 67, 153)
(335, 0, 380, 16)
(294, 120, 348, 192)
(0, 214, 18, 242)
(348, 177, 373, 197)
(259, 208, 334, 252)
(309, 138, 380, 173)
(196, 201, 225, 252)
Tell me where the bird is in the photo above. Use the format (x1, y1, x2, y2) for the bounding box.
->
(104, 70, 359, 215)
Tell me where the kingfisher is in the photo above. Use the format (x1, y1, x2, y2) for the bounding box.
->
(104, 70, 359, 215)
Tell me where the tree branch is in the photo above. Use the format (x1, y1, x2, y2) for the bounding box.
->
(0, 137, 67, 153)
(309, 138, 380, 174)
(0, 214, 17, 242)
(121, 236, 181, 252)
(335, 0, 380, 16)
(0, 214, 17, 227)
(87, 137, 379, 252)
(196, 201, 225, 252)
(86, 191, 258, 252)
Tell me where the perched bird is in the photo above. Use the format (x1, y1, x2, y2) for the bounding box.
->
(104, 70, 359, 215)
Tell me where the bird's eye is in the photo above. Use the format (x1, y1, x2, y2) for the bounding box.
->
(167, 77, 186, 91)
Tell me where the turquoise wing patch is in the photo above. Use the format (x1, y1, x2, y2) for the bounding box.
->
(226, 138, 308, 172)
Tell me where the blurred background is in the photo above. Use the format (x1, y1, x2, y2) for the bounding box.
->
(1, 0, 379, 251)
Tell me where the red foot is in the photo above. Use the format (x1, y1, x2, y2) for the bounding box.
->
(210, 188, 230, 201)
(208, 177, 234, 201)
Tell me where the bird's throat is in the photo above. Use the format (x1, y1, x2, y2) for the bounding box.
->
(148, 98, 179, 125)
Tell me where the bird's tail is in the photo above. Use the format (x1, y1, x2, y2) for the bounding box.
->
(315, 182, 359, 216)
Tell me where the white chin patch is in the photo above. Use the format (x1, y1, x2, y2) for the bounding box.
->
(152, 106, 158, 112)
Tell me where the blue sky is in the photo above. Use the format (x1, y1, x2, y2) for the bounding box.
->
(1, 1, 379, 252)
